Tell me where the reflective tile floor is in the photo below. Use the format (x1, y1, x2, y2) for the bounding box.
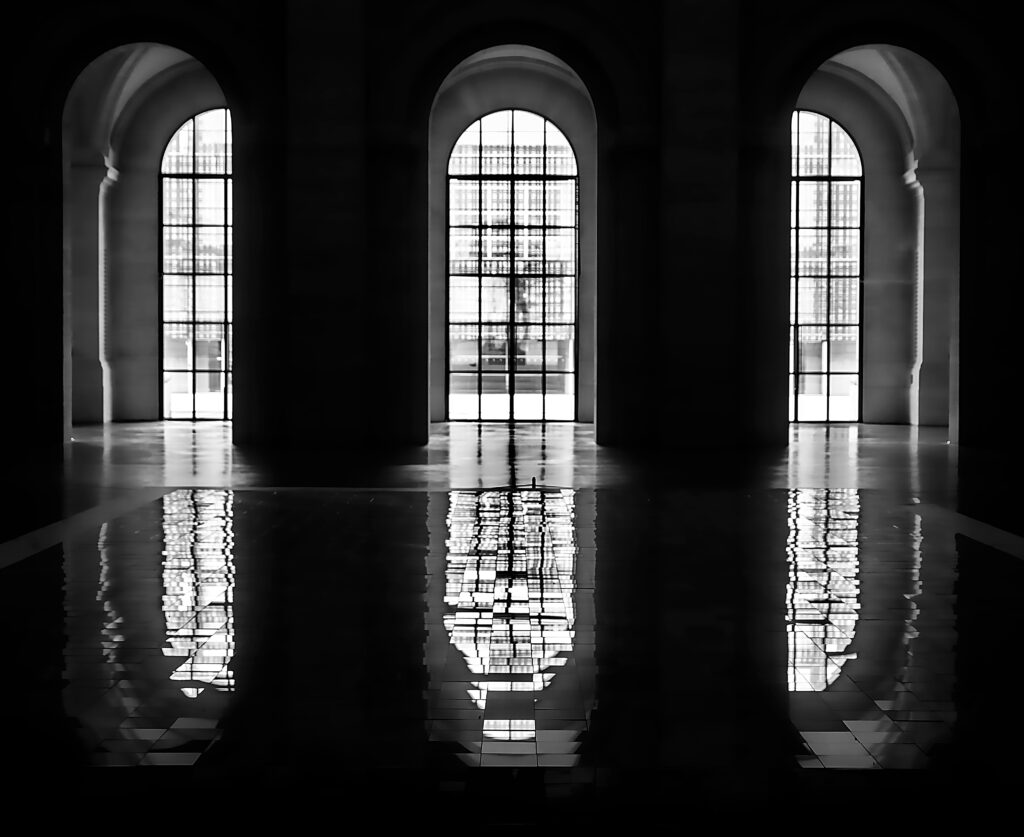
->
(3, 422, 1023, 823)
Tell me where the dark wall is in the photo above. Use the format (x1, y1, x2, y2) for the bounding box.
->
(2, 0, 1016, 457)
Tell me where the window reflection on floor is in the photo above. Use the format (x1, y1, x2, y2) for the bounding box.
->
(786, 488, 860, 690)
(426, 487, 594, 766)
(786, 489, 956, 769)
(161, 490, 235, 696)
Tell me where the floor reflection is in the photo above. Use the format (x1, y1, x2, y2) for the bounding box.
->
(48, 477, 971, 789)
(786, 488, 860, 691)
(161, 490, 236, 696)
(425, 487, 596, 767)
(787, 489, 957, 769)
(63, 489, 235, 765)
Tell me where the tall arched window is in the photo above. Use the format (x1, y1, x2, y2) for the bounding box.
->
(790, 110, 863, 422)
(160, 108, 232, 420)
(447, 109, 578, 421)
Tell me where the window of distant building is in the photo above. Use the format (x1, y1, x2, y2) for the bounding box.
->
(446, 109, 579, 421)
(790, 110, 863, 422)
(160, 108, 233, 420)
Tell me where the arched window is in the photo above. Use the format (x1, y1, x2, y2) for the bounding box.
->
(790, 110, 863, 422)
(160, 108, 232, 420)
(447, 109, 578, 421)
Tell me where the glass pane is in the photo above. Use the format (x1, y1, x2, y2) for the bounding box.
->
(226, 373, 233, 420)
(449, 122, 480, 176)
(545, 277, 574, 323)
(544, 375, 575, 420)
(163, 227, 193, 273)
(513, 374, 543, 420)
(546, 122, 576, 176)
(514, 180, 544, 227)
(195, 371, 226, 419)
(449, 276, 479, 322)
(196, 228, 226, 273)
(830, 230, 860, 275)
(828, 376, 859, 420)
(829, 327, 859, 372)
(449, 229, 479, 274)
(163, 372, 193, 419)
(163, 276, 192, 320)
(796, 328, 825, 373)
(545, 229, 575, 275)
(829, 277, 859, 323)
(515, 325, 543, 371)
(797, 230, 827, 274)
(163, 178, 193, 224)
(224, 112, 233, 176)
(449, 324, 479, 371)
(790, 111, 800, 177)
(481, 180, 510, 227)
(831, 123, 861, 176)
(195, 325, 225, 370)
(545, 326, 574, 371)
(788, 374, 796, 421)
(514, 229, 544, 275)
(480, 375, 510, 420)
(796, 111, 829, 176)
(449, 180, 479, 227)
(449, 374, 479, 419)
(196, 180, 226, 225)
(796, 276, 827, 324)
(195, 276, 226, 321)
(480, 111, 511, 175)
(481, 277, 508, 321)
(513, 111, 545, 176)
(194, 110, 228, 174)
(163, 323, 192, 369)
(545, 180, 574, 227)
(481, 228, 510, 274)
(513, 277, 543, 322)
(831, 181, 860, 227)
(798, 182, 827, 227)
(796, 375, 827, 420)
(162, 122, 193, 174)
(481, 325, 508, 371)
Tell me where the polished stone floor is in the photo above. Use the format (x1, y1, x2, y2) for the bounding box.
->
(3, 421, 1022, 822)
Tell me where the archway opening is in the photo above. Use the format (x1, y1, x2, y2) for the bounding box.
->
(792, 45, 960, 431)
(429, 45, 597, 425)
(62, 43, 229, 431)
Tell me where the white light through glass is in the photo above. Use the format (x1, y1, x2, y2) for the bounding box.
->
(447, 109, 578, 421)
(786, 488, 860, 690)
(161, 489, 235, 697)
(429, 487, 586, 764)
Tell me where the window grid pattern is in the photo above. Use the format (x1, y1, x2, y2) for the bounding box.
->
(441, 489, 577, 746)
(790, 110, 863, 422)
(786, 488, 860, 691)
(447, 109, 579, 421)
(161, 489, 236, 695)
(160, 109, 233, 420)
